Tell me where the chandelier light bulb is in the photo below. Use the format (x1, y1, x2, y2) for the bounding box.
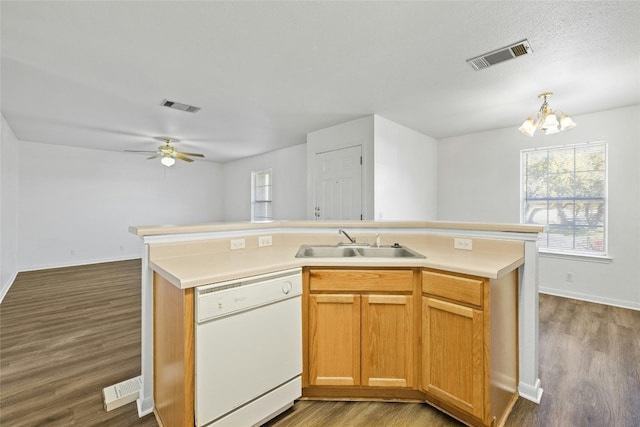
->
(519, 92, 576, 137)
(560, 113, 577, 131)
(518, 116, 537, 137)
(542, 112, 559, 130)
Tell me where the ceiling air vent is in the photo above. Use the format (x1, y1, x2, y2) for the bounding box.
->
(466, 39, 533, 71)
(161, 99, 201, 113)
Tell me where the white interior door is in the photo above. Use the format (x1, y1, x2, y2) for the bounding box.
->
(313, 145, 362, 220)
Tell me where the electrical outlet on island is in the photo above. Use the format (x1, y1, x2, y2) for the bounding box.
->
(230, 239, 245, 250)
(258, 236, 273, 247)
(454, 238, 473, 251)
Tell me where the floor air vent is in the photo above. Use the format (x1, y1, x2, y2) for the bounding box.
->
(466, 39, 532, 71)
(161, 99, 201, 113)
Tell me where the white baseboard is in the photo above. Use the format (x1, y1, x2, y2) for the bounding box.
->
(137, 396, 154, 417)
(2, 256, 141, 304)
(0, 271, 19, 304)
(539, 286, 640, 311)
(518, 378, 543, 403)
(17, 255, 141, 273)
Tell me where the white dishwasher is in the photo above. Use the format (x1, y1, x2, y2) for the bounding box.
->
(194, 268, 302, 427)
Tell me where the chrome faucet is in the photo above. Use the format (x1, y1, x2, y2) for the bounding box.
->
(338, 229, 356, 244)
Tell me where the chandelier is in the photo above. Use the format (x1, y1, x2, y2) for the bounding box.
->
(519, 92, 576, 136)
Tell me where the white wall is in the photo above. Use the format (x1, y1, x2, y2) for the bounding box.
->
(307, 116, 375, 220)
(222, 144, 307, 221)
(17, 141, 224, 270)
(438, 105, 640, 309)
(306, 115, 438, 221)
(374, 115, 437, 220)
(1, 115, 20, 300)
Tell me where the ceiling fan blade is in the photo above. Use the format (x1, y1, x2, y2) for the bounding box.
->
(127, 137, 201, 164)
(178, 152, 205, 158)
(175, 153, 194, 162)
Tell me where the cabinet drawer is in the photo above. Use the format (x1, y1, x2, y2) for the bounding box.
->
(309, 269, 413, 293)
(422, 271, 484, 307)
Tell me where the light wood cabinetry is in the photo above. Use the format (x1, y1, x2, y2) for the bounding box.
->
(153, 272, 195, 427)
(309, 293, 361, 386)
(421, 269, 518, 427)
(152, 262, 519, 427)
(362, 294, 415, 388)
(304, 268, 419, 398)
(422, 295, 485, 418)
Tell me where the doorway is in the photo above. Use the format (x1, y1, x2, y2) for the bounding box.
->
(313, 145, 362, 220)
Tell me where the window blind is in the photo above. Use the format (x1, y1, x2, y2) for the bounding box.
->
(521, 142, 607, 255)
(251, 169, 273, 222)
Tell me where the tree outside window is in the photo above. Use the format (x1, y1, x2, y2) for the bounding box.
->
(521, 142, 607, 255)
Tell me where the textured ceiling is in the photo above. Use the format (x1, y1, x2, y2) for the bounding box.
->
(2, 1, 639, 163)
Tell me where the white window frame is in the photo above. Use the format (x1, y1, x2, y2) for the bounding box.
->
(251, 168, 273, 222)
(520, 141, 608, 257)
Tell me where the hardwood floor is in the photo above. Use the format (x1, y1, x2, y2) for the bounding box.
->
(0, 260, 157, 426)
(1, 261, 639, 426)
(268, 294, 640, 427)
(506, 294, 640, 427)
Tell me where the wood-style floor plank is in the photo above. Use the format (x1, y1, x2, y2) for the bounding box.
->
(268, 294, 640, 427)
(0, 260, 157, 426)
(2, 261, 639, 426)
(506, 294, 640, 427)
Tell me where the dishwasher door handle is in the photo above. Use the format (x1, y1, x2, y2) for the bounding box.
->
(282, 281, 292, 294)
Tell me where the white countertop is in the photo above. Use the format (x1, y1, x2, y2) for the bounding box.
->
(134, 219, 545, 409)
(149, 238, 526, 289)
(131, 219, 544, 237)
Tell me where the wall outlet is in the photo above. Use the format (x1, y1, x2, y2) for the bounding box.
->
(566, 272, 574, 282)
(230, 239, 245, 250)
(71, 248, 77, 256)
(454, 238, 473, 251)
(258, 235, 273, 247)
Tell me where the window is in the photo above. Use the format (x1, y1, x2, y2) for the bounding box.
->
(251, 168, 272, 222)
(521, 142, 607, 256)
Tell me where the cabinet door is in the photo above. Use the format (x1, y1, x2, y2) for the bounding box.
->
(309, 294, 361, 386)
(422, 296, 484, 419)
(362, 294, 415, 388)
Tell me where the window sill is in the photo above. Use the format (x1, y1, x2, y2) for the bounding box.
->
(538, 250, 612, 263)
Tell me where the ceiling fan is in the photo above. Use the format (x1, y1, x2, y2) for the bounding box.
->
(126, 137, 204, 167)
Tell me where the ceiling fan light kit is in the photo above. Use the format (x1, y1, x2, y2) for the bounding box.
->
(126, 137, 205, 167)
(519, 92, 576, 137)
(161, 156, 176, 167)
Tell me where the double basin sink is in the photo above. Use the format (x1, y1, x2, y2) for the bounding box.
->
(295, 244, 425, 259)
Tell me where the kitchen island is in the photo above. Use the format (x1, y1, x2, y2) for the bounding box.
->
(129, 220, 543, 426)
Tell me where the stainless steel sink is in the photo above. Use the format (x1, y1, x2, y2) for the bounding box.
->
(356, 246, 424, 258)
(295, 244, 425, 259)
(297, 246, 359, 258)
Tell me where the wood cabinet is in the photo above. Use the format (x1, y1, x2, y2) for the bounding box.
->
(153, 272, 195, 427)
(308, 293, 361, 386)
(362, 294, 415, 387)
(153, 264, 519, 427)
(304, 268, 419, 397)
(421, 269, 518, 427)
(422, 295, 484, 418)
